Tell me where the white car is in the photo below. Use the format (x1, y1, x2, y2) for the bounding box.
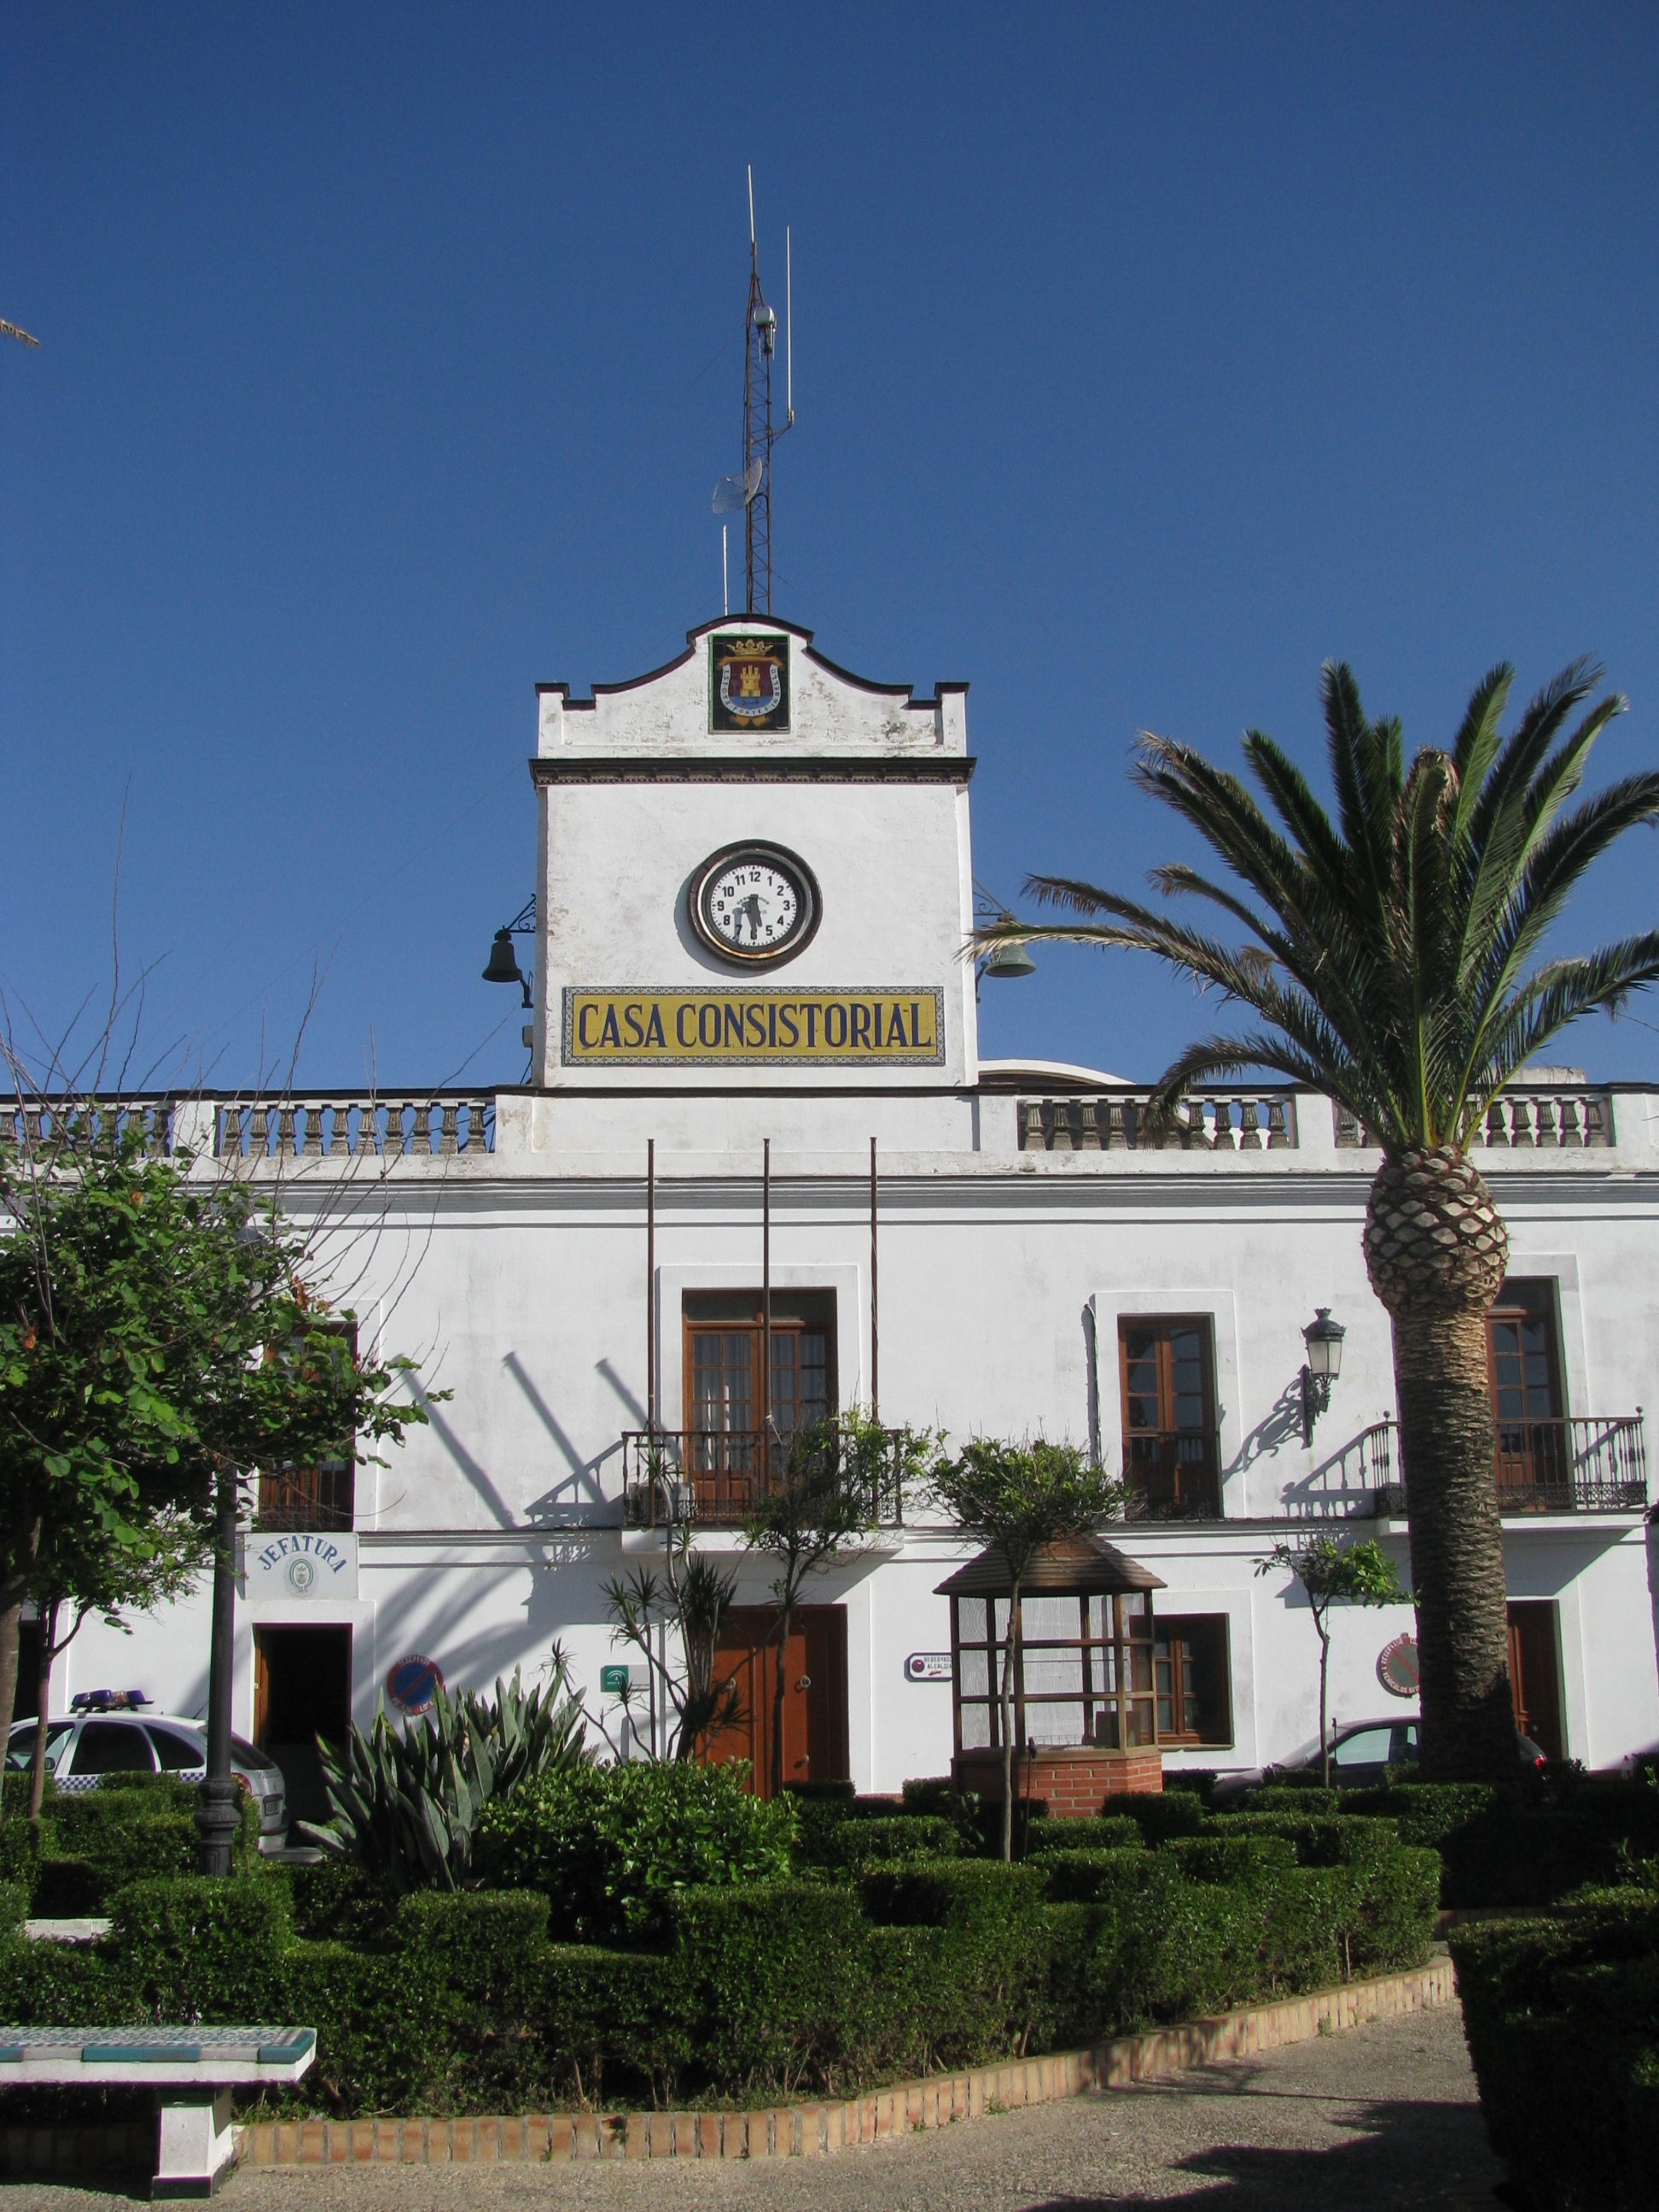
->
(4, 1711, 288, 1848)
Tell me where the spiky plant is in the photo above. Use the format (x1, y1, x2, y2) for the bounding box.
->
(985, 661, 1659, 1780)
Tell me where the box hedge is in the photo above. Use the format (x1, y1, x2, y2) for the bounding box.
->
(1451, 1896, 1659, 2211)
(0, 1783, 1441, 2117)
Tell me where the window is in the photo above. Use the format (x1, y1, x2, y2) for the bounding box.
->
(1486, 1280, 1565, 1504)
(1118, 1317, 1220, 1518)
(951, 1590, 1157, 1753)
(3, 1722, 72, 1774)
(1152, 1615, 1231, 1745)
(683, 1293, 835, 1444)
(1328, 1725, 1394, 1775)
(145, 1724, 204, 1772)
(258, 1322, 358, 1531)
(68, 1720, 155, 1775)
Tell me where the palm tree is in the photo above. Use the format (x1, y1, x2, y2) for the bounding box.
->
(986, 661, 1659, 1781)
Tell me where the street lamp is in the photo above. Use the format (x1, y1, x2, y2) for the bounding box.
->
(481, 895, 536, 1010)
(1300, 1308, 1347, 1447)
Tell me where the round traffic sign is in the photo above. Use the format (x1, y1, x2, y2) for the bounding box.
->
(1377, 1633, 1420, 1698)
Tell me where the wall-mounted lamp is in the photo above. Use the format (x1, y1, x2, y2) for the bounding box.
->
(972, 882, 1036, 985)
(1301, 1308, 1346, 1447)
(481, 896, 537, 1010)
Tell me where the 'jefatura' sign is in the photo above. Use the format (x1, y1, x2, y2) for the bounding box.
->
(562, 987, 945, 1066)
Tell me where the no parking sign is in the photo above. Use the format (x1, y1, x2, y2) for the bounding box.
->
(1377, 1633, 1420, 1699)
(387, 1654, 445, 1716)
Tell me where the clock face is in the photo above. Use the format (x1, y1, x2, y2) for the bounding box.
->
(690, 843, 820, 967)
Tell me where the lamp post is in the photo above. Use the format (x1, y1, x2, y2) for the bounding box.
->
(195, 1464, 242, 1876)
(1300, 1308, 1347, 1447)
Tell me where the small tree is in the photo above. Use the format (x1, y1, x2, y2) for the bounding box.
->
(601, 1526, 745, 1761)
(929, 1439, 1124, 1860)
(744, 1411, 937, 1800)
(1258, 1534, 1406, 1786)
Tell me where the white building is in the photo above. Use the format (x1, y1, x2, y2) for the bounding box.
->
(43, 614, 1659, 1812)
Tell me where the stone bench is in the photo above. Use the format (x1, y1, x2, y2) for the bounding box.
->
(0, 2024, 316, 2196)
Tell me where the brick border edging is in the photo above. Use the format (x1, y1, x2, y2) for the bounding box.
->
(231, 1959, 1452, 2168)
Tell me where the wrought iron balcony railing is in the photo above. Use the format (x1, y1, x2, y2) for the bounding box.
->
(620, 1429, 908, 1530)
(1345, 1416, 1647, 1517)
(1121, 1430, 1224, 1522)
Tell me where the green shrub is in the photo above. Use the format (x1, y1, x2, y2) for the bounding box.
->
(476, 1761, 795, 1943)
(0, 1819, 43, 1889)
(783, 1779, 857, 1807)
(0, 1882, 27, 1932)
(1038, 1846, 1151, 1905)
(285, 1854, 396, 1944)
(899, 1776, 957, 1818)
(1105, 1791, 1208, 1843)
(828, 1815, 958, 1872)
(860, 1855, 1046, 1930)
(1162, 1833, 1296, 1883)
(94, 1772, 200, 1809)
(109, 1873, 295, 2021)
(1162, 1770, 1220, 1807)
(670, 1882, 872, 2095)
(1025, 1815, 1141, 1855)
(1452, 1899, 1659, 2211)
(1342, 1779, 1498, 1852)
(1248, 1784, 1346, 1815)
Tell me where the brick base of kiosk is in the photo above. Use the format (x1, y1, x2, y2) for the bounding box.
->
(953, 1744, 1163, 1811)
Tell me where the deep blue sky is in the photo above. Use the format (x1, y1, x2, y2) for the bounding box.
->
(5, 4, 1657, 1093)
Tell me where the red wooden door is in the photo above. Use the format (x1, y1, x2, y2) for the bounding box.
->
(705, 1604, 848, 1797)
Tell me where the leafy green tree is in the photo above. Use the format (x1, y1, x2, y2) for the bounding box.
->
(928, 1439, 1123, 1860)
(990, 661, 1659, 1780)
(0, 1108, 429, 1756)
(1258, 1534, 1406, 1786)
(744, 1411, 938, 1801)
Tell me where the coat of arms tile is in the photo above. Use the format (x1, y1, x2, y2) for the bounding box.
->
(709, 632, 790, 734)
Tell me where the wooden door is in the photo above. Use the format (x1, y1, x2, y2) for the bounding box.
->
(704, 1603, 848, 1797)
(1487, 1281, 1565, 1506)
(1507, 1601, 1564, 1761)
(1118, 1316, 1219, 1516)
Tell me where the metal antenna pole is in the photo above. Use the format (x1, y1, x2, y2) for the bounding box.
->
(646, 1139, 656, 1436)
(761, 1138, 772, 1449)
(870, 1138, 879, 1420)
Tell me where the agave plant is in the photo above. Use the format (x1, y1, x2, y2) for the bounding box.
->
(299, 1656, 589, 1892)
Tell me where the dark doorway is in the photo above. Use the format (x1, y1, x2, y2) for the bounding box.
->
(705, 1603, 848, 1797)
(1507, 1600, 1564, 1762)
(13, 1622, 42, 1724)
(253, 1624, 352, 1825)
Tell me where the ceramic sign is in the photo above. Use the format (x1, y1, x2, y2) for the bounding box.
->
(905, 1652, 952, 1683)
(243, 1529, 358, 1602)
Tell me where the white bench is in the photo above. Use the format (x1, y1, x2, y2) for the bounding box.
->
(0, 2023, 316, 2196)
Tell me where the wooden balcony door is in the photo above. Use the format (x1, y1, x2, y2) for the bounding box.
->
(1506, 1600, 1563, 1761)
(1119, 1316, 1220, 1517)
(681, 1293, 835, 1509)
(703, 1602, 848, 1797)
(1487, 1280, 1565, 1507)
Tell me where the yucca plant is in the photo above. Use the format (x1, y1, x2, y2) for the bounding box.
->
(984, 661, 1659, 1780)
(300, 1657, 590, 1892)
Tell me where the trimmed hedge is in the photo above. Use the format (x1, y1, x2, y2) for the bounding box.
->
(1452, 1897, 1659, 2211)
(1025, 1815, 1142, 1854)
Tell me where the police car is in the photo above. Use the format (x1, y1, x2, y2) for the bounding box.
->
(4, 1692, 288, 1848)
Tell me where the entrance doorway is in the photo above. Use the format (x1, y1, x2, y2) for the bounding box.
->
(1506, 1600, 1564, 1761)
(253, 1624, 352, 1825)
(705, 1604, 848, 1797)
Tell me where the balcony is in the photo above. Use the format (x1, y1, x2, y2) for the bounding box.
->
(620, 1429, 908, 1531)
(1338, 1417, 1648, 1518)
(1019, 1088, 1297, 1153)
(1121, 1431, 1224, 1522)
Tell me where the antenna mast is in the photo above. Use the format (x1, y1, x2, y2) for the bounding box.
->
(740, 167, 792, 614)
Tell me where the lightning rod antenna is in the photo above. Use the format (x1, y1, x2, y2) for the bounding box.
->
(785, 225, 794, 425)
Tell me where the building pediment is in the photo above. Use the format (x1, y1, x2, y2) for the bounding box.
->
(535, 616, 967, 762)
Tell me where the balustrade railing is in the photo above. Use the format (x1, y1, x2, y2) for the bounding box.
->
(1018, 1091, 1297, 1153)
(1340, 1416, 1646, 1516)
(1335, 1087, 1614, 1150)
(0, 1097, 177, 1157)
(217, 1095, 495, 1160)
(620, 1429, 907, 1530)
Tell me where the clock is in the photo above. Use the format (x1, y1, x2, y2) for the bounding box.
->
(690, 842, 820, 967)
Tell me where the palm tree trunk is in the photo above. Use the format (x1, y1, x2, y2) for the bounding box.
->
(1391, 1305, 1516, 1780)
(1365, 1145, 1514, 1784)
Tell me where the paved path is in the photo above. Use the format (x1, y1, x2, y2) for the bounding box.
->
(1, 2001, 1502, 2210)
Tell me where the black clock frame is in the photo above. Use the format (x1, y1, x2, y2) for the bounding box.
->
(689, 841, 822, 969)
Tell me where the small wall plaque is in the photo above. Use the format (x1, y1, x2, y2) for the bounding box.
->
(905, 1652, 952, 1683)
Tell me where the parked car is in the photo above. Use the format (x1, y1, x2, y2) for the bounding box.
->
(1212, 1716, 1547, 1801)
(4, 1710, 288, 1848)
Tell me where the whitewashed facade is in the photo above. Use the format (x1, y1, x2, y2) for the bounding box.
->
(46, 616, 1659, 1800)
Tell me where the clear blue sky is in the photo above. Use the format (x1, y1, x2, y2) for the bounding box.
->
(5, 3, 1657, 1093)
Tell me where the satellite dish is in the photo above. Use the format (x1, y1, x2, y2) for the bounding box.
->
(712, 457, 763, 514)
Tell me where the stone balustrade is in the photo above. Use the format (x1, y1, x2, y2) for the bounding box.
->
(0, 1098, 176, 1156)
(1334, 1086, 1615, 1149)
(1017, 1091, 1298, 1153)
(215, 1095, 495, 1160)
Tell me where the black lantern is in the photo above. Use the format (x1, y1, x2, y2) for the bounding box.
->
(1301, 1307, 1347, 1446)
